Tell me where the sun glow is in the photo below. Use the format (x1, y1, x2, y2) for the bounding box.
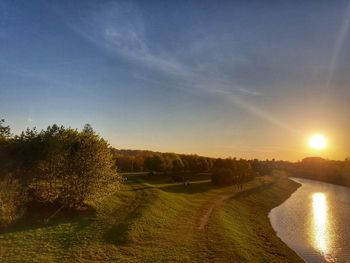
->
(308, 134, 327, 150)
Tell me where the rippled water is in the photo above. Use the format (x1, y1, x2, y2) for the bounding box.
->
(269, 177, 350, 263)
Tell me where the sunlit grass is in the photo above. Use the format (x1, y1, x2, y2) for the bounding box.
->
(0, 173, 302, 262)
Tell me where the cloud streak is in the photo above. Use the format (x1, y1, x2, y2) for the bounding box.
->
(325, 1, 350, 91)
(62, 2, 297, 133)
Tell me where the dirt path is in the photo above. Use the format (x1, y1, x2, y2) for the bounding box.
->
(197, 178, 273, 230)
(197, 192, 237, 229)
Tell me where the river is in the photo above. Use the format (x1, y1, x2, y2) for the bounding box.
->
(269, 177, 350, 263)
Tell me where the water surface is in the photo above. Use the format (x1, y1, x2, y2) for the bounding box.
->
(269, 177, 350, 263)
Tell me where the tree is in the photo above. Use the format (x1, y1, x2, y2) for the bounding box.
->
(211, 168, 234, 186)
(57, 128, 121, 208)
(0, 119, 11, 142)
(3, 124, 122, 209)
(172, 158, 184, 172)
(83, 123, 94, 134)
(144, 154, 165, 172)
(211, 158, 254, 186)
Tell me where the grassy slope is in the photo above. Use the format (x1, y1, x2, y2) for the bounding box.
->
(0, 173, 303, 262)
(202, 176, 303, 262)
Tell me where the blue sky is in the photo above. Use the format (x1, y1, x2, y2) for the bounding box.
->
(1, 0, 350, 160)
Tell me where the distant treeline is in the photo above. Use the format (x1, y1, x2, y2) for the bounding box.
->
(113, 151, 350, 188)
(112, 149, 273, 174)
(112, 149, 274, 186)
(285, 157, 350, 187)
(112, 149, 214, 173)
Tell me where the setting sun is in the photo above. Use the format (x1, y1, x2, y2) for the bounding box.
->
(308, 135, 327, 150)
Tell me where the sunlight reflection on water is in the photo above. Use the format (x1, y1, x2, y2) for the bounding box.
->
(311, 193, 331, 260)
(269, 178, 350, 263)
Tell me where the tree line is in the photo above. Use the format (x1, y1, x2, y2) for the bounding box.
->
(113, 149, 273, 186)
(0, 120, 122, 227)
(211, 158, 273, 186)
(0, 118, 275, 228)
(286, 157, 350, 187)
(112, 149, 215, 174)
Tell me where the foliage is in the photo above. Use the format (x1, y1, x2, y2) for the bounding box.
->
(112, 150, 214, 173)
(288, 157, 350, 187)
(211, 168, 235, 185)
(0, 120, 122, 214)
(0, 175, 26, 228)
(144, 154, 165, 172)
(212, 158, 254, 186)
(58, 129, 122, 208)
(0, 119, 11, 141)
(249, 159, 273, 176)
(112, 149, 153, 172)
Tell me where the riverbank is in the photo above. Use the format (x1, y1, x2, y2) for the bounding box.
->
(202, 174, 304, 262)
(0, 172, 303, 262)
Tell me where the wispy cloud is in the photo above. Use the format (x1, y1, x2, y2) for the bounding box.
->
(61, 2, 297, 133)
(236, 88, 261, 96)
(325, 1, 350, 91)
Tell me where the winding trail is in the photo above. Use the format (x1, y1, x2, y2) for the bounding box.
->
(197, 178, 273, 230)
(198, 192, 237, 230)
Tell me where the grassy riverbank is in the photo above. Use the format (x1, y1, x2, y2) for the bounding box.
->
(203, 175, 304, 262)
(0, 172, 302, 262)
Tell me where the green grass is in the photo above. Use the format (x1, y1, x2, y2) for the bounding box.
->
(0, 172, 303, 262)
(202, 175, 304, 262)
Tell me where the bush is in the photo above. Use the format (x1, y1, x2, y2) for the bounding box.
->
(0, 176, 26, 228)
(3, 124, 122, 210)
(212, 168, 236, 186)
(144, 154, 165, 172)
(58, 129, 122, 208)
(211, 159, 255, 186)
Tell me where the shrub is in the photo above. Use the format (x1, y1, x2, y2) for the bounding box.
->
(211, 168, 236, 186)
(0, 176, 26, 228)
(59, 129, 122, 208)
(211, 159, 254, 186)
(144, 154, 165, 172)
(3, 124, 122, 210)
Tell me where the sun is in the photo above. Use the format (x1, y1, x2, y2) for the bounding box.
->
(308, 134, 327, 150)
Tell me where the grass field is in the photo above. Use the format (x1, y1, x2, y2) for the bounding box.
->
(0, 172, 303, 262)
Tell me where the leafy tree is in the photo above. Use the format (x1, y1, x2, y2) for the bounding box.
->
(2, 124, 122, 209)
(211, 168, 237, 186)
(59, 129, 121, 208)
(211, 158, 254, 186)
(83, 123, 94, 134)
(144, 154, 165, 172)
(0, 119, 11, 140)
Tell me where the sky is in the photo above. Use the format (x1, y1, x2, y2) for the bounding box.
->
(1, 0, 350, 161)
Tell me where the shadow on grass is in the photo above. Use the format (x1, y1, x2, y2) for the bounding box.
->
(145, 173, 211, 184)
(126, 186, 154, 191)
(103, 201, 147, 246)
(157, 180, 221, 194)
(124, 173, 221, 194)
(103, 186, 152, 246)
(0, 205, 95, 236)
(103, 218, 134, 246)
